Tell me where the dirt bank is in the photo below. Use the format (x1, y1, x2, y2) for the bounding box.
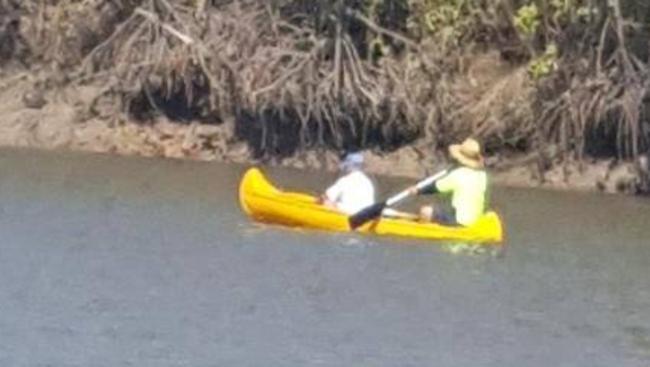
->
(0, 75, 646, 195)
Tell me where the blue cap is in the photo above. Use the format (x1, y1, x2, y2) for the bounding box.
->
(340, 152, 364, 170)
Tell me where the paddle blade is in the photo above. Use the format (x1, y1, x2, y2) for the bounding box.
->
(349, 201, 387, 229)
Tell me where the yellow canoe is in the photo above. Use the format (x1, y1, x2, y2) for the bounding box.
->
(239, 168, 504, 244)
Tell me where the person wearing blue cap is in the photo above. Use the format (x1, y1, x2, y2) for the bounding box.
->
(321, 152, 375, 214)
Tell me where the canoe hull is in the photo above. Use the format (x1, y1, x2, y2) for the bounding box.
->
(239, 168, 503, 244)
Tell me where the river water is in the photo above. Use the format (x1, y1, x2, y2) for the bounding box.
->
(0, 147, 649, 366)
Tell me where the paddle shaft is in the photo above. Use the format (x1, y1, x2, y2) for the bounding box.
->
(348, 168, 451, 229)
(384, 169, 450, 207)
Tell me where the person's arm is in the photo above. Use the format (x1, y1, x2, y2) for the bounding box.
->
(417, 181, 440, 195)
(432, 170, 456, 194)
(322, 178, 343, 207)
(408, 169, 456, 195)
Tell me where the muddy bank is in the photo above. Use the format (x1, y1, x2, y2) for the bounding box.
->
(0, 77, 647, 195)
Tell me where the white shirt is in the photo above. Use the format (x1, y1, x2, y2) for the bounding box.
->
(325, 170, 375, 214)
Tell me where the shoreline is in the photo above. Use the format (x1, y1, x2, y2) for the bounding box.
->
(0, 77, 645, 195)
(0, 117, 641, 196)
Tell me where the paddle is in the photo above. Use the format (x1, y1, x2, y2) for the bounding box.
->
(348, 168, 452, 229)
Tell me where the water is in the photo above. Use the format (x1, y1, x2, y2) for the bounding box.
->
(0, 147, 649, 366)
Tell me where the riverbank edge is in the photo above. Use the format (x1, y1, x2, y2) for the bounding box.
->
(0, 109, 641, 195)
(1, 74, 645, 194)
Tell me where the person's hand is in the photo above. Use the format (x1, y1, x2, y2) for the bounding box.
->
(319, 195, 335, 208)
(317, 195, 326, 205)
(408, 186, 419, 196)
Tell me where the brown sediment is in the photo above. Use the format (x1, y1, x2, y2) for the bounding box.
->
(0, 74, 641, 195)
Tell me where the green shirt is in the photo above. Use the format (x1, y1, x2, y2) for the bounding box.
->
(434, 167, 487, 226)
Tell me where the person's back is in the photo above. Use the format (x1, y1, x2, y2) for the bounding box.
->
(322, 153, 375, 215)
(411, 138, 489, 226)
(435, 166, 487, 226)
(325, 170, 375, 214)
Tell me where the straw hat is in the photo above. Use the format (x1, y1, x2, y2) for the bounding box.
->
(449, 138, 484, 169)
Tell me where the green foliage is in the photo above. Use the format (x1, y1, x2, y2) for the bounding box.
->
(548, 0, 597, 23)
(528, 43, 558, 80)
(513, 1, 596, 40)
(513, 3, 540, 37)
(406, 0, 480, 47)
(366, 0, 388, 59)
(421, 0, 465, 33)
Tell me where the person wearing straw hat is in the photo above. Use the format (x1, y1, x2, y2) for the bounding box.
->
(409, 138, 488, 226)
(321, 152, 376, 215)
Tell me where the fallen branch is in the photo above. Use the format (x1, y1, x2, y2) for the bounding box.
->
(344, 8, 419, 50)
(134, 7, 195, 45)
